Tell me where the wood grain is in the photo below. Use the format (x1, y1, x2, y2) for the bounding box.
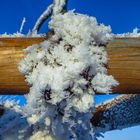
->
(107, 38, 140, 94)
(0, 37, 46, 94)
(0, 37, 140, 94)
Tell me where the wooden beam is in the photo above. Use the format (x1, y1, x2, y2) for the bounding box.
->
(107, 38, 140, 94)
(92, 94, 140, 132)
(0, 37, 140, 94)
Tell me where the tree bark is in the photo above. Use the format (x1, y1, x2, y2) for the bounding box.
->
(91, 94, 140, 132)
(0, 37, 140, 94)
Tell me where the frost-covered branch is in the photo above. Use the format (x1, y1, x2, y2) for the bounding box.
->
(20, 17, 26, 33)
(32, 0, 68, 33)
(92, 94, 140, 133)
(18, 11, 116, 140)
(53, 0, 68, 15)
(32, 4, 53, 33)
(1, 95, 140, 139)
(0, 100, 30, 140)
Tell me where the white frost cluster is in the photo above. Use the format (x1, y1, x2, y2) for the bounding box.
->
(0, 100, 29, 140)
(115, 27, 140, 38)
(18, 11, 118, 140)
(53, 0, 67, 15)
(0, 32, 45, 38)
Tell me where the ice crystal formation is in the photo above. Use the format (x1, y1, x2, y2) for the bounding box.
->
(0, 0, 119, 140)
(92, 94, 140, 133)
(115, 27, 140, 37)
(18, 11, 118, 140)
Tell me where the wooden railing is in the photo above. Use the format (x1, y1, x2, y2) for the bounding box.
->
(0, 37, 140, 94)
(0, 37, 140, 132)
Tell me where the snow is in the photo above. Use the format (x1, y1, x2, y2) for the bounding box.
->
(1, 0, 140, 139)
(0, 32, 46, 38)
(20, 17, 26, 33)
(115, 27, 140, 38)
(32, 0, 67, 33)
(0, 0, 119, 139)
(91, 73, 118, 93)
(95, 94, 140, 134)
(53, 0, 67, 15)
(29, 131, 54, 140)
(0, 100, 29, 140)
(32, 4, 53, 33)
(18, 11, 118, 140)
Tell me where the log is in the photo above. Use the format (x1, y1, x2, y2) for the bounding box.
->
(0, 37, 46, 94)
(0, 37, 140, 94)
(107, 38, 140, 94)
(92, 94, 140, 132)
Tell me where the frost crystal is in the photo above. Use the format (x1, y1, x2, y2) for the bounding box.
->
(53, 0, 67, 15)
(20, 17, 26, 33)
(0, 100, 29, 140)
(18, 11, 118, 140)
(115, 27, 140, 37)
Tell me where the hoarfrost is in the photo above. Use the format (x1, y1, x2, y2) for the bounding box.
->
(20, 17, 26, 33)
(0, 0, 119, 139)
(18, 11, 118, 140)
(32, 4, 53, 33)
(53, 0, 67, 15)
(0, 32, 45, 38)
(115, 27, 140, 37)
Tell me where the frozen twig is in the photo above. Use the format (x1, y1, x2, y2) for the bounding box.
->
(53, 0, 68, 15)
(20, 17, 26, 33)
(32, 4, 53, 33)
(32, 0, 68, 33)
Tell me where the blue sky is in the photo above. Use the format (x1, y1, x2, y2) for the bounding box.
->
(0, 0, 140, 139)
(0, 0, 140, 34)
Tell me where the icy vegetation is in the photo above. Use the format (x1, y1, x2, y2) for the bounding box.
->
(0, 32, 46, 38)
(115, 27, 140, 37)
(0, 0, 119, 140)
(0, 16, 45, 38)
(32, 4, 53, 33)
(20, 17, 26, 33)
(18, 11, 118, 140)
(94, 94, 140, 133)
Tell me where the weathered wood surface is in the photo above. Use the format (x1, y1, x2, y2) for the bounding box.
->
(107, 38, 140, 94)
(0, 37, 140, 94)
(0, 37, 46, 94)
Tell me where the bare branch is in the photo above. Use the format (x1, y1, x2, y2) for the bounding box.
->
(92, 94, 140, 133)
